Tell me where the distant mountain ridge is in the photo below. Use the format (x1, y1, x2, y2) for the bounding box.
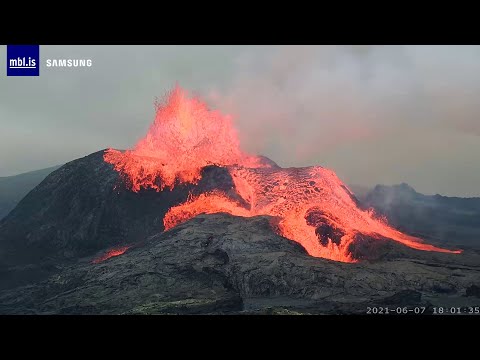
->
(362, 183, 480, 249)
(0, 165, 62, 220)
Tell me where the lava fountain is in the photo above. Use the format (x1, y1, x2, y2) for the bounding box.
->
(104, 86, 461, 263)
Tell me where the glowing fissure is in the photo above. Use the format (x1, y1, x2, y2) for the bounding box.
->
(105, 86, 461, 263)
(92, 246, 130, 264)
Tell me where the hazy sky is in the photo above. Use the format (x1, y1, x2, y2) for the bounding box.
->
(0, 45, 479, 196)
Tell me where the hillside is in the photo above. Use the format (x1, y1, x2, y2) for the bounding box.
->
(0, 165, 61, 219)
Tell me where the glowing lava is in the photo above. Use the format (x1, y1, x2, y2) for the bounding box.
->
(105, 86, 461, 263)
(105, 86, 268, 192)
(164, 167, 460, 262)
(92, 246, 130, 264)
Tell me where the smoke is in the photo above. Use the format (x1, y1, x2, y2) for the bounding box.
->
(1, 45, 479, 196)
(207, 45, 480, 169)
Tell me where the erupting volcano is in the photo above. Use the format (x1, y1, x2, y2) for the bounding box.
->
(104, 86, 460, 263)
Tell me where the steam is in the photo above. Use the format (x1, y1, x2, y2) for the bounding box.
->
(207, 45, 480, 169)
(2, 45, 479, 196)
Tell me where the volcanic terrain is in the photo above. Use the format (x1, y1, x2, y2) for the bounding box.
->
(0, 86, 478, 314)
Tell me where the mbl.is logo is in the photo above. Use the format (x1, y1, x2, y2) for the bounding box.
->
(7, 45, 40, 76)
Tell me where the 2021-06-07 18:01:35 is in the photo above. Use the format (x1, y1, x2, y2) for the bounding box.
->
(366, 307, 480, 314)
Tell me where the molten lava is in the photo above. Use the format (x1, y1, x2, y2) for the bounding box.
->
(92, 246, 130, 264)
(105, 86, 268, 191)
(105, 86, 461, 263)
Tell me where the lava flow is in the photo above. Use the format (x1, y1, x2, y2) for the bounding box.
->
(105, 86, 461, 263)
(92, 246, 130, 264)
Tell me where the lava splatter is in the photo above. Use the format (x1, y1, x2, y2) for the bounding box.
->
(105, 86, 268, 192)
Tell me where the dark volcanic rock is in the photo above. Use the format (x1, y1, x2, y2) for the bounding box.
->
(0, 213, 479, 315)
(347, 235, 392, 261)
(465, 285, 480, 298)
(256, 155, 281, 169)
(0, 150, 241, 271)
(382, 290, 422, 305)
(305, 208, 345, 246)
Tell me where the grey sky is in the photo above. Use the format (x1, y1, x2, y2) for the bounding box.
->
(0, 45, 479, 196)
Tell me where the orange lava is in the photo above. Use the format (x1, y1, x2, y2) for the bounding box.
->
(105, 86, 461, 263)
(165, 167, 460, 262)
(92, 246, 130, 264)
(105, 86, 268, 192)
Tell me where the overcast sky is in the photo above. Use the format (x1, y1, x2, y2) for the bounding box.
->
(0, 45, 479, 196)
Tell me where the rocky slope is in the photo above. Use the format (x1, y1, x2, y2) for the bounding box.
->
(1, 150, 479, 314)
(1, 213, 479, 315)
(0, 150, 278, 290)
(0, 150, 245, 269)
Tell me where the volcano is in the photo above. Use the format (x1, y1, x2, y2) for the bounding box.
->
(1, 86, 476, 315)
(103, 86, 459, 263)
(0, 86, 460, 271)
